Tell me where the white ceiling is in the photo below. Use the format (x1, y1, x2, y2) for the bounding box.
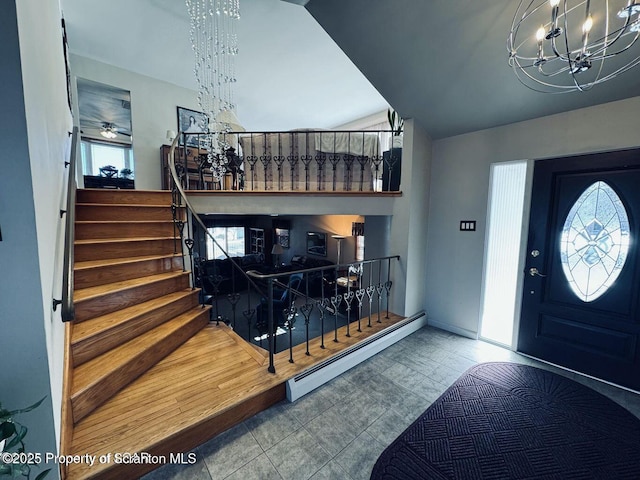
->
(61, 0, 640, 140)
(60, 0, 389, 131)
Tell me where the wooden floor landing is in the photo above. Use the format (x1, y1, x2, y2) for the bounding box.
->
(66, 311, 406, 480)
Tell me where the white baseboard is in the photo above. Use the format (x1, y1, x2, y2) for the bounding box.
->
(286, 311, 427, 402)
(426, 318, 477, 340)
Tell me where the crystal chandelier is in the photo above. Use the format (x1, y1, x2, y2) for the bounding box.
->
(507, 0, 640, 92)
(186, 0, 240, 177)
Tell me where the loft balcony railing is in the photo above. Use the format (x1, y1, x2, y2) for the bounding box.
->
(172, 129, 402, 193)
(168, 137, 400, 373)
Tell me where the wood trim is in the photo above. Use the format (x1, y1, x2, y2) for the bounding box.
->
(59, 321, 73, 480)
(187, 190, 402, 197)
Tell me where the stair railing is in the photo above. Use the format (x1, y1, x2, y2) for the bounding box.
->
(168, 135, 280, 366)
(246, 255, 399, 372)
(168, 136, 400, 374)
(53, 126, 79, 322)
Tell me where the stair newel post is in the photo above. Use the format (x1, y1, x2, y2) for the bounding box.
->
(267, 277, 276, 374)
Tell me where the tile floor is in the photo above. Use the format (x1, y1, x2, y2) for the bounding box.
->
(142, 326, 640, 480)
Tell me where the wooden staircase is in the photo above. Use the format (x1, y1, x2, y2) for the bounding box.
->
(63, 189, 211, 468)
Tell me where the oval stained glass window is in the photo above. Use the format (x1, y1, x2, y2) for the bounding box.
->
(560, 181, 630, 302)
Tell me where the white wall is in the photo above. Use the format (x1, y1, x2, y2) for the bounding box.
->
(1, 0, 72, 475)
(69, 55, 199, 190)
(425, 96, 640, 338)
(387, 119, 432, 317)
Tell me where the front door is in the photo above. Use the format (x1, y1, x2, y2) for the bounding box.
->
(518, 148, 640, 391)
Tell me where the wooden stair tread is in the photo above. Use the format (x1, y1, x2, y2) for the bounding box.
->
(74, 271, 188, 303)
(76, 202, 176, 208)
(71, 289, 198, 342)
(68, 326, 280, 478)
(76, 220, 175, 224)
(75, 254, 182, 271)
(75, 236, 176, 245)
(71, 307, 209, 397)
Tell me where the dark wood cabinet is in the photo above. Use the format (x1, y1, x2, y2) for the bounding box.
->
(83, 175, 134, 189)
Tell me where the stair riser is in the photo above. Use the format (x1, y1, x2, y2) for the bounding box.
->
(70, 309, 209, 424)
(75, 256, 183, 289)
(75, 239, 177, 262)
(74, 274, 191, 322)
(76, 205, 182, 222)
(72, 292, 201, 366)
(76, 222, 176, 240)
(77, 190, 173, 205)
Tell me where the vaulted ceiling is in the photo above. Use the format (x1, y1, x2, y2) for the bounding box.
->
(61, 0, 640, 139)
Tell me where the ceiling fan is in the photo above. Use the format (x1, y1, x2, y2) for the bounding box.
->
(99, 122, 131, 139)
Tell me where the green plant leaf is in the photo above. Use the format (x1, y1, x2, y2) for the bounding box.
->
(34, 468, 51, 480)
(7, 397, 46, 417)
(0, 421, 16, 441)
(5, 425, 27, 451)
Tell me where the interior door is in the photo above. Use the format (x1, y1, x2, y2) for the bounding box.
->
(518, 148, 640, 391)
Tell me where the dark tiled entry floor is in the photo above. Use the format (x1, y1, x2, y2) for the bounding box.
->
(142, 326, 640, 480)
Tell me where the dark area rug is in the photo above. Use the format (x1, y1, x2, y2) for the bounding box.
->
(371, 362, 640, 479)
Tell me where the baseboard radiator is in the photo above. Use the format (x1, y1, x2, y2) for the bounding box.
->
(286, 311, 427, 401)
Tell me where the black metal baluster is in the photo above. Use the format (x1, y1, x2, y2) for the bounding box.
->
(357, 155, 368, 192)
(274, 155, 285, 191)
(366, 263, 374, 327)
(260, 155, 271, 191)
(344, 155, 355, 192)
(344, 290, 354, 337)
(315, 154, 326, 191)
(284, 275, 297, 363)
(301, 155, 312, 191)
(300, 275, 313, 355)
(355, 287, 365, 332)
(267, 278, 275, 373)
(287, 155, 298, 190)
(243, 282, 256, 344)
(328, 154, 340, 191)
(371, 155, 383, 192)
(319, 270, 326, 348)
(331, 265, 341, 342)
(246, 155, 258, 191)
(385, 257, 392, 319)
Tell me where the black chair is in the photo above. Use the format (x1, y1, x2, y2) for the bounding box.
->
(255, 273, 303, 337)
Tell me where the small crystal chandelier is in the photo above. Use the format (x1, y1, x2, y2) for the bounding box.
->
(186, 0, 240, 177)
(507, 0, 640, 92)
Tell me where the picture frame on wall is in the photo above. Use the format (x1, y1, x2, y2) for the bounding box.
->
(275, 228, 290, 249)
(177, 106, 208, 147)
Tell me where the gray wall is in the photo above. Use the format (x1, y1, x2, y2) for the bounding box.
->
(1, 0, 72, 475)
(425, 96, 640, 338)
